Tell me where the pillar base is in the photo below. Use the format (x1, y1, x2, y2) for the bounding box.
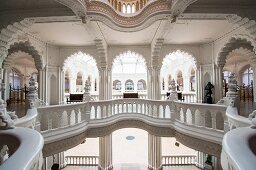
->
(98, 165, 113, 170)
(148, 165, 163, 170)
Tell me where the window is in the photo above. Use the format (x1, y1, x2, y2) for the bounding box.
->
(242, 67, 253, 87)
(125, 80, 134, 90)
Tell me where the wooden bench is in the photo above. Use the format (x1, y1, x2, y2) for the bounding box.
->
(123, 93, 138, 98)
(66, 94, 83, 103)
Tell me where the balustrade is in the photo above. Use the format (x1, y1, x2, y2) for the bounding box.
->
(161, 92, 196, 103)
(37, 103, 88, 131)
(162, 155, 197, 166)
(89, 98, 172, 119)
(65, 156, 98, 166)
(174, 102, 227, 130)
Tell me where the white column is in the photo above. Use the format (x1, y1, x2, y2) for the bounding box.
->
(148, 134, 162, 170)
(217, 64, 224, 100)
(183, 74, 190, 92)
(99, 66, 109, 100)
(38, 67, 47, 102)
(99, 134, 112, 169)
(58, 68, 65, 104)
(196, 66, 202, 103)
(147, 67, 152, 99)
(151, 67, 161, 100)
(69, 76, 76, 94)
(107, 68, 112, 100)
(251, 66, 256, 103)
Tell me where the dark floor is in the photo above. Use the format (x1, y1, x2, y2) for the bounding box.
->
(239, 99, 255, 117)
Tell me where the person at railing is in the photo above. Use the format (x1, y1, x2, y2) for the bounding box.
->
(51, 163, 60, 170)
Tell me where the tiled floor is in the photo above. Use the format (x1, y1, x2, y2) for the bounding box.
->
(63, 165, 200, 170)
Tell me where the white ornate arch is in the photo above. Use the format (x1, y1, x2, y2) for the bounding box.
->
(217, 35, 255, 67)
(63, 51, 99, 78)
(3, 41, 43, 71)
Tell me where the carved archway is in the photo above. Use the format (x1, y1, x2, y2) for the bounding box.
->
(3, 41, 43, 71)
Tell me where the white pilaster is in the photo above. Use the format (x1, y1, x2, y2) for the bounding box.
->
(148, 134, 162, 170)
(99, 134, 112, 170)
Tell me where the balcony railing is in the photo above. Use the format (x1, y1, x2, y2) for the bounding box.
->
(162, 155, 197, 166)
(65, 156, 98, 166)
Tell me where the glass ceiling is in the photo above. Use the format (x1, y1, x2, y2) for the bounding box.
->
(161, 50, 196, 76)
(63, 51, 99, 77)
(112, 51, 147, 74)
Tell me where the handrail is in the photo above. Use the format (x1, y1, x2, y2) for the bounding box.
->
(221, 126, 256, 170)
(14, 108, 38, 129)
(65, 156, 98, 166)
(225, 106, 251, 130)
(162, 155, 197, 165)
(0, 127, 44, 170)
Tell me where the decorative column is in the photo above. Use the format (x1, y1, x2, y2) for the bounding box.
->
(58, 67, 65, 104)
(25, 77, 39, 112)
(196, 66, 202, 103)
(69, 76, 76, 94)
(38, 66, 47, 103)
(99, 65, 109, 100)
(148, 134, 162, 170)
(99, 134, 113, 170)
(83, 80, 94, 102)
(147, 67, 153, 99)
(250, 55, 256, 104)
(183, 74, 190, 92)
(216, 62, 225, 102)
(151, 66, 161, 100)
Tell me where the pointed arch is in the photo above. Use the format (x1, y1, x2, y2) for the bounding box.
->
(4, 41, 43, 70)
(217, 37, 255, 67)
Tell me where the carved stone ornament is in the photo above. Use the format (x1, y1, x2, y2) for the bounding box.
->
(83, 80, 94, 102)
(249, 110, 256, 128)
(0, 145, 9, 165)
(0, 99, 14, 130)
(167, 79, 178, 101)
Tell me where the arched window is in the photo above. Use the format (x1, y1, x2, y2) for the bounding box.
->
(113, 80, 122, 90)
(122, 4, 126, 13)
(127, 4, 131, 14)
(132, 3, 136, 13)
(9, 69, 21, 89)
(125, 80, 134, 90)
(137, 79, 146, 90)
(242, 67, 253, 87)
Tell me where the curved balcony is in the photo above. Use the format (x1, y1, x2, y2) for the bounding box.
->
(3, 98, 255, 170)
(0, 127, 43, 170)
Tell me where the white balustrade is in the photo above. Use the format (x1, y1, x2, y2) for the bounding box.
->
(162, 155, 197, 165)
(65, 156, 98, 166)
(161, 92, 196, 102)
(174, 102, 227, 130)
(182, 92, 196, 103)
(0, 128, 43, 170)
(89, 98, 172, 119)
(37, 102, 88, 131)
(221, 126, 256, 170)
(225, 106, 251, 130)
